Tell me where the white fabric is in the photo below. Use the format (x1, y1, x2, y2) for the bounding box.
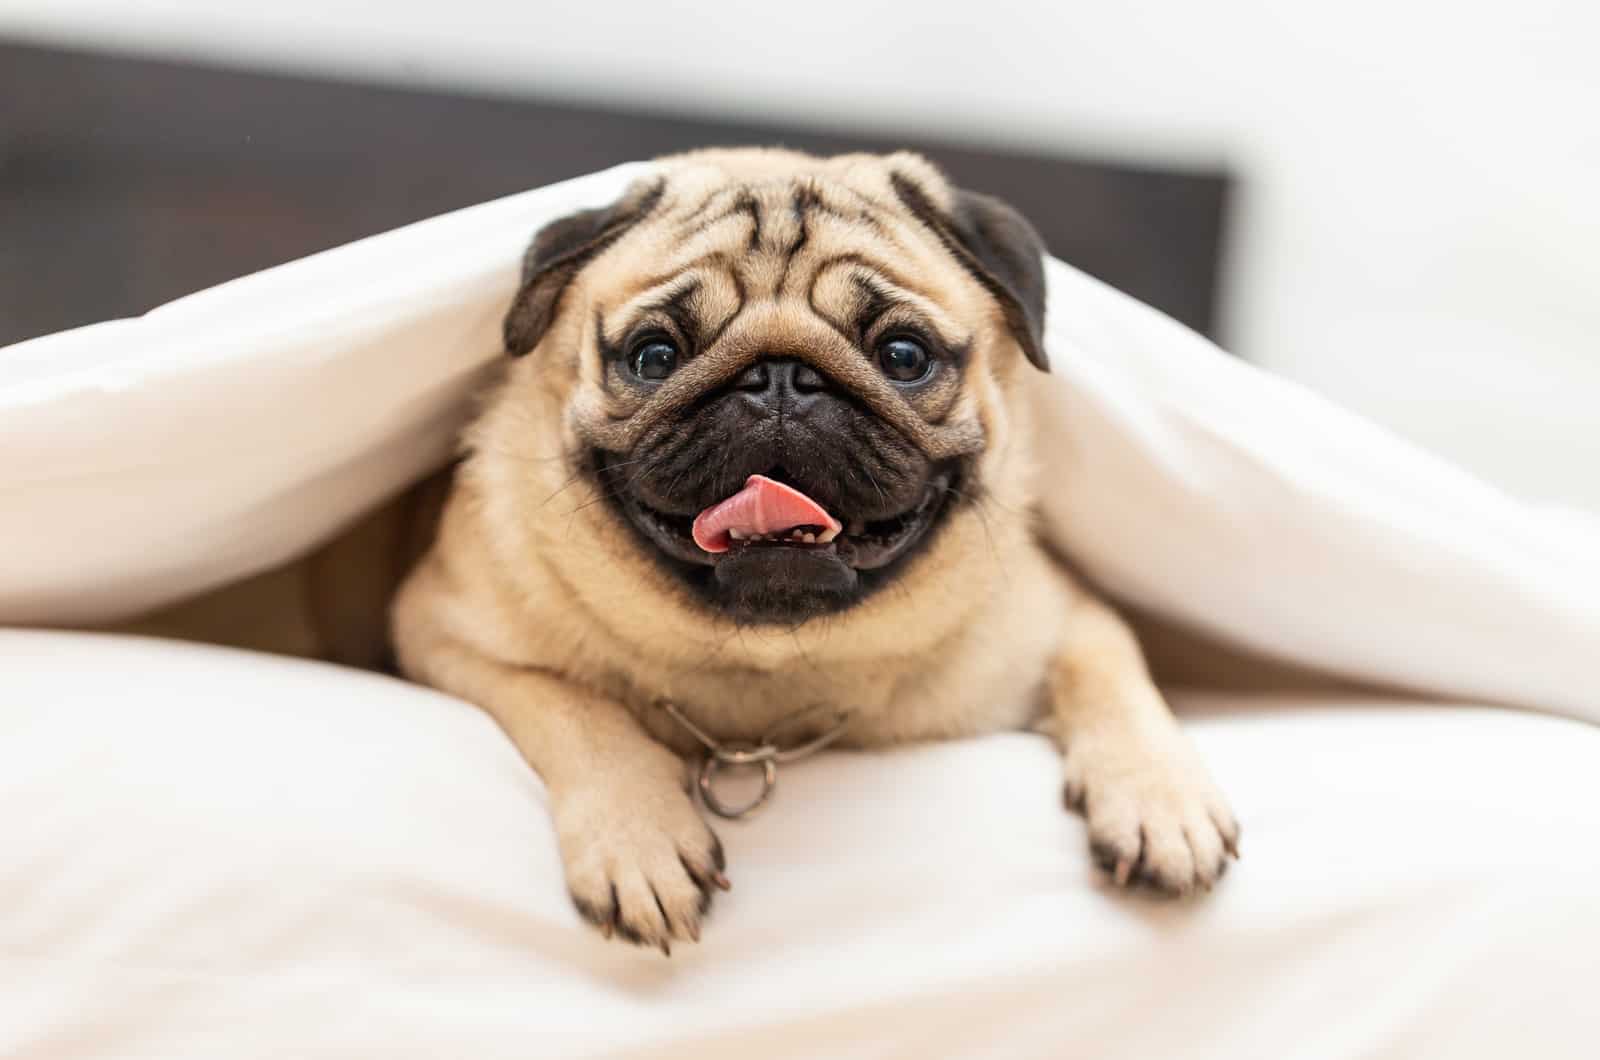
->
(3, 163, 1599, 1057)
(0, 163, 649, 627)
(1030, 274, 1600, 721)
(2, 163, 1595, 723)
(3, 629, 1597, 1059)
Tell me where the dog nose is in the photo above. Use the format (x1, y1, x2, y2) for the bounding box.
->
(732, 358, 831, 411)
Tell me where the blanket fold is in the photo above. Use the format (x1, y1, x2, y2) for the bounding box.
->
(2, 162, 1594, 722)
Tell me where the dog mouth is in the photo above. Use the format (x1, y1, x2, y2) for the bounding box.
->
(601, 459, 955, 575)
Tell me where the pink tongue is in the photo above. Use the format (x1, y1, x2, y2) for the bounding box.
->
(692, 474, 842, 553)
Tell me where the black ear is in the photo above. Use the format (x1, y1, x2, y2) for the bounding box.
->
(890, 174, 1050, 372)
(504, 178, 665, 356)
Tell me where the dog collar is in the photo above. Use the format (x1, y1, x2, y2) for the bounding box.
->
(657, 699, 852, 820)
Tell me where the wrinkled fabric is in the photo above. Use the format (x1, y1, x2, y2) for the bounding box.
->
(2, 631, 1596, 1060)
(2, 161, 1594, 721)
(2, 162, 1598, 1058)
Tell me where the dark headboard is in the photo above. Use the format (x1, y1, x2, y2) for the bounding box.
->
(0, 41, 1230, 349)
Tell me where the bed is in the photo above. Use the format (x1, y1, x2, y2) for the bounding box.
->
(3, 121, 1598, 1056)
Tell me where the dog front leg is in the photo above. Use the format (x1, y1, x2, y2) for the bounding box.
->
(398, 636, 727, 951)
(1048, 593, 1240, 894)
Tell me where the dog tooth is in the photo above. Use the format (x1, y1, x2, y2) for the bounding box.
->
(816, 526, 840, 544)
(802, 532, 816, 543)
(729, 529, 746, 541)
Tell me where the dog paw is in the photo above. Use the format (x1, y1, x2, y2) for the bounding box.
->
(1062, 733, 1239, 895)
(555, 782, 729, 953)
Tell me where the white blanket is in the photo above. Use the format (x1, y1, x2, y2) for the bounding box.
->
(2, 162, 1595, 720)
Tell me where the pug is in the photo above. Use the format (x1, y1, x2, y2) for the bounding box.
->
(390, 147, 1239, 952)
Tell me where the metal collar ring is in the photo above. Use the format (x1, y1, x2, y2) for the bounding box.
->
(697, 752, 778, 820)
(658, 698, 852, 821)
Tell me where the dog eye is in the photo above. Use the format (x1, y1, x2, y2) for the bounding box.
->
(877, 337, 931, 383)
(630, 338, 679, 381)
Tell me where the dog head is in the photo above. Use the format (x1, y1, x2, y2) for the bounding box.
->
(484, 148, 1048, 628)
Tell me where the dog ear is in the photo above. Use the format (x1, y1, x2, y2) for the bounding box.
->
(504, 178, 665, 357)
(890, 173, 1049, 372)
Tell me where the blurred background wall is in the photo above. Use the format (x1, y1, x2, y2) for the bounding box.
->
(2, 0, 1597, 512)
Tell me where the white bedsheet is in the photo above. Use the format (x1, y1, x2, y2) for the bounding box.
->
(3, 630, 1597, 1060)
